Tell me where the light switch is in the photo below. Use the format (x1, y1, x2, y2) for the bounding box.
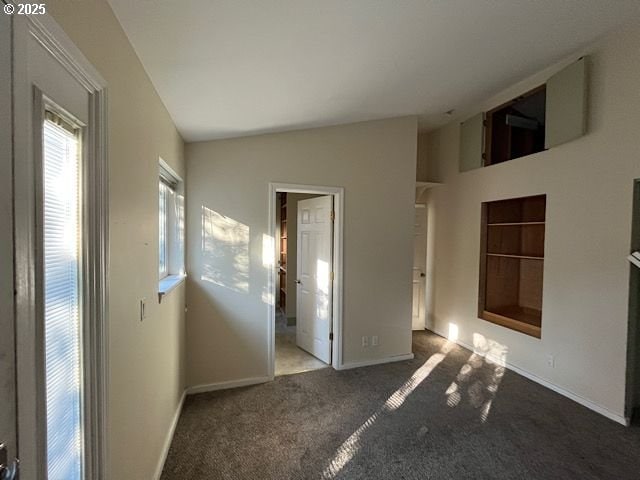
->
(140, 298, 146, 321)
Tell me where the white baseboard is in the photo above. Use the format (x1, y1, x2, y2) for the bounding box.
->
(186, 376, 271, 395)
(154, 390, 186, 480)
(433, 329, 629, 426)
(337, 353, 415, 370)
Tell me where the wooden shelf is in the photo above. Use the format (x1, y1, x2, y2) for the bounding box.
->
(481, 309, 541, 338)
(486, 253, 543, 260)
(488, 222, 545, 226)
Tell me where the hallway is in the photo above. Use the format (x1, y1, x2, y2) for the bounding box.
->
(275, 312, 328, 376)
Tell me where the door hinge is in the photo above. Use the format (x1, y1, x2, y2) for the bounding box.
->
(330, 210, 335, 222)
(330, 271, 334, 281)
(329, 332, 334, 341)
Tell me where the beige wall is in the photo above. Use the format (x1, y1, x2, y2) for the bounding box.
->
(423, 20, 640, 420)
(186, 117, 417, 387)
(47, 2, 186, 479)
(416, 131, 430, 182)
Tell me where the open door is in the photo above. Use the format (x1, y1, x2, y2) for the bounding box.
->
(10, 13, 108, 478)
(296, 196, 333, 364)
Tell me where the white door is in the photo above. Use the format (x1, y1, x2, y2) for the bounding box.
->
(412, 205, 427, 330)
(0, 8, 19, 480)
(12, 14, 106, 479)
(296, 196, 333, 363)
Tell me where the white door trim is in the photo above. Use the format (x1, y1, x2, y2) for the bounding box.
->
(13, 11, 109, 479)
(267, 183, 344, 377)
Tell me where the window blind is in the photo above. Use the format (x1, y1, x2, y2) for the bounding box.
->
(159, 180, 169, 278)
(43, 115, 83, 480)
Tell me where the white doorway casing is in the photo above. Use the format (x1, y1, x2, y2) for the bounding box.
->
(268, 183, 344, 378)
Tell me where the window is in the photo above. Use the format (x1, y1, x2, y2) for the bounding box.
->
(484, 85, 546, 166)
(478, 195, 546, 338)
(43, 110, 83, 480)
(158, 159, 185, 299)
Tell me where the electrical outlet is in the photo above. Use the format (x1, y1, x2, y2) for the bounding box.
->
(362, 336, 369, 347)
(546, 354, 555, 368)
(371, 335, 379, 346)
(140, 298, 146, 321)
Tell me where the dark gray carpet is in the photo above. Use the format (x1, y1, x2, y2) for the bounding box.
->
(161, 331, 640, 479)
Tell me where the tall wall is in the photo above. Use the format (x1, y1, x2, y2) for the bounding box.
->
(423, 20, 640, 421)
(186, 117, 417, 387)
(47, 2, 186, 478)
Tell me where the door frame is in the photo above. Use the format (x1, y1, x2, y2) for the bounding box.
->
(267, 183, 344, 377)
(12, 12, 109, 479)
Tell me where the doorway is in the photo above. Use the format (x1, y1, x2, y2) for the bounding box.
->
(268, 183, 344, 378)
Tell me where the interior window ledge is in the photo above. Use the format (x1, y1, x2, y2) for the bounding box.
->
(158, 274, 186, 303)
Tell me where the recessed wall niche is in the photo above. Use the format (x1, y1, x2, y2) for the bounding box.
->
(478, 195, 546, 338)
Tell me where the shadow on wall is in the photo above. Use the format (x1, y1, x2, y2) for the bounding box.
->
(201, 206, 250, 294)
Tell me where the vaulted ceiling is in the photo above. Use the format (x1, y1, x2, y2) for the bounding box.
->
(108, 0, 640, 142)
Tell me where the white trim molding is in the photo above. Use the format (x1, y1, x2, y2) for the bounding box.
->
(186, 376, 271, 395)
(158, 274, 187, 302)
(268, 182, 345, 377)
(337, 353, 415, 371)
(154, 391, 186, 480)
(434, 330, 629, 426)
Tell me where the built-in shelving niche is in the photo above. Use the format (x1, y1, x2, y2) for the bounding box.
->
(478, 195, 546, 338)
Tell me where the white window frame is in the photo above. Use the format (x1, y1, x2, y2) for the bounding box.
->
(158, 178, 171, 280)
(158, 158, 185, 302)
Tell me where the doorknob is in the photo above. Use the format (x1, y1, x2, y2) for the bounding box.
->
(420, 273, 426, 278)
(0, 444, 18, 480)
(295, 279, 302, 284)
